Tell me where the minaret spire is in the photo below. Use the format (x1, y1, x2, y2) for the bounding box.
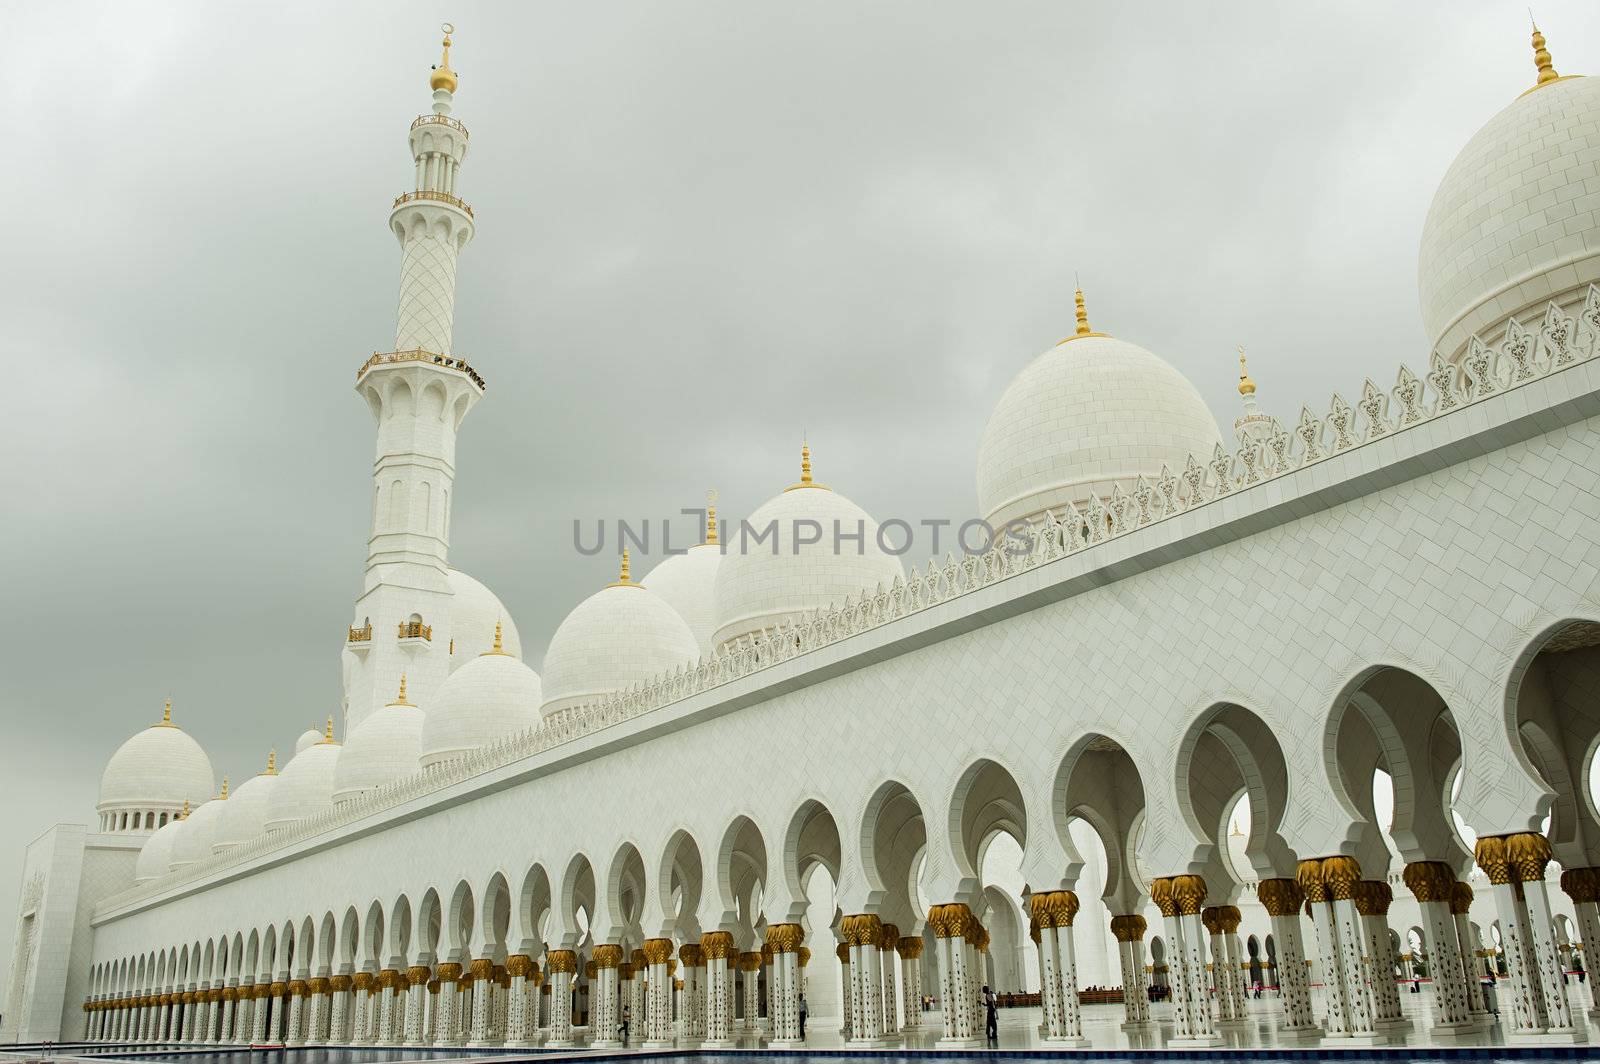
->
(705, 489, 719, 546)
(347, 26, 487, 732)
(1233, 345, 1274, 450)
(1521, 19, 1579, 96)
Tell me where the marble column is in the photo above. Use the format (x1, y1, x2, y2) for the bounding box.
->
(766, 923, 805, 1046)
(836, 943, 852, 1036)
(465, 959, 494, 1045)
(589, 945, 622, 1047)
(348, 974, 371, 1045)
(1352, 881, 1406, 1029)
(503, 954, 536, 1047)
(329, 975, 352, 1042)
(431, 964, 462, 1046)
(305, 978, 329, 1045)
(1110, 914, 1153, 1029)
(1560, 868, 1600, 1021)
(701, 933, 735, 1047)
(1029, 891, 1087, 1046)
(1152, 876, 1220, 1047)
(844, 914, 887, 1046)
(877, 927, 900, 1040)
(1298, 858, 1378, 1043)
(928, 903, 979, 1048)
(1257, 880, 1315, 1034)
(678, 944, 705, 1045)
(643, 938, 675, 1048)
(1449, 882, 1493, 1025)
(1202, 908, 1239, 1026)
(1402, 863, 1473, 1032)
(898, 935, 924, 1030)
(544, 950, 577, 1047)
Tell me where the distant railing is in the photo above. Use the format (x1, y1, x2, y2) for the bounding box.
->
(398, 621, 432, 641)
(356, 349, 486, 391)
(411, 113, 469, 137)
(392, 190, 473, 218)
(347, 623, 372, 643)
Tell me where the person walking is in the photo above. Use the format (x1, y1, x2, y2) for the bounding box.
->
(983, 984, 998, 1042)
(798, 993, 809, 1039)
(620, 1003, 630, 1044)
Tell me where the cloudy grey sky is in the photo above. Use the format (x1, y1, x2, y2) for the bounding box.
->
(3, 0, 1597, 993)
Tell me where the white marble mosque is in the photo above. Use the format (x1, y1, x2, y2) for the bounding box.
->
(9, 20, 1600, 1056)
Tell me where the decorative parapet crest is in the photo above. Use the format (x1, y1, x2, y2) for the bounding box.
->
(95, 287, 1600, 916)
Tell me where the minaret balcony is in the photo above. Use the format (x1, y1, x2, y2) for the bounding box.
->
(356, 349, 486, 391)
(347, 622, 373, 653)
(398, 620, 433, 646)
(392, 189, 474, 218)
(411, 113, 469, 137)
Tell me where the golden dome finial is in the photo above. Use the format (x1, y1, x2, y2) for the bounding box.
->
(1237, 346, 1256, 397)
(620, 548, 632, 584)
(1531, 20, 1560, 87)
(801, 442, 813, 485)
(492, 620, 503, 652)
(394, 673, 412, 704)
(706, 489, 719, 546)
(159, 698, 173, 727)
(430, 23, 459, 93)
(1059, 279, 1109, 345)
(219, 777, 229, 800)
(319, 715, 335, 743)
(180, 799, 190, 820)
(265, 749, 277, 775)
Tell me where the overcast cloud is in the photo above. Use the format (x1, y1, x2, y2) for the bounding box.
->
(4, 1, 1596, 992)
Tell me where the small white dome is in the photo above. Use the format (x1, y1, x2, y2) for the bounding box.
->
(447, 567, 522, 670)
(541, 558, 699, 719)
(422, 643, 542, 768)
(212, 756, 280, 853)
(98, 703, 214, 821)
(294, 726, 324, 754)
(134, 816, 185, 882)
(977, 307, 1222, 530)
(168, 787, 228, 871)
(263, 732, 342, 834)
(642, 542, 723, 655)
(711, 448, 903, 648)
(1419, 54, 1600, 363)
(337, 686, 425, 801)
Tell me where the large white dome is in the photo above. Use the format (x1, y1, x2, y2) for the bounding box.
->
(711, 447, 903, 648)
(263, 726, 342, 834)
(541, 556, 699, 719)
(294, 726, 324, 754)
(98, 702, 214, 825)
(337, 683, 426, 799)
(1419, 41, 1598, 363)
(212, 754, 279, 853)
(422, 635, 542, 768)
(134, 815, 186, 882)
(977, 304, 1222, 531)
(447, 567, 522, 670)
(168, 786, 227, 872)
(642, 541, 723, 655)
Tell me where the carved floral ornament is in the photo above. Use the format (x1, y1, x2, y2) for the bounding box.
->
(1474, 831, 1552, 885)
(1028, 889, 1080, 928)
(1254, 877, 1305, 917)
(1108, 913, 1148, 941)
(1561, 866, 1600, 905)
(99, 288, 1600, 913)
(1401, 860, 1457, 902)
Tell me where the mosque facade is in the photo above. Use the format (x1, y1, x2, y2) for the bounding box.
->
(8, 23, 1600, 1052)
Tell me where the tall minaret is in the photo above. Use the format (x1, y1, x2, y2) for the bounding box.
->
(1232, 347, 1274, 451)
(345, 25, 484, 731)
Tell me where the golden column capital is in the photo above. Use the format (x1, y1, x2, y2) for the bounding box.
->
(836, 942, 850, 963)
(841, 913, 884, 946)
(1255, 877, 1305, 917)
(593, 944, 624, 968)
(1402, 861, 1456, 902)
(329, 975, 352, 992)
(1506, 831, 1553, 882)
(1295, 858, 1331, 903)
(766, 922, 804, 953)
(1474, 835, 1514, 884)
(1149, 877, 1176, 917)
(879, 923, 900, 949)
(468, 958, 493, 981)
(435, 962, 463, 983)
(738, 951, 763, 972)
(896, 935, 924, 958)
(288, 980, 308, 998)
(641, 938, 675, 966)
(699, 931, 734, 960)
(928, 902, 973, 938)
(679, 943, 705, 967)
(1029, 889, 1080, 928)
(1353, 878, 1394, 916)
(1320, 855, 1362, 900)
(1109, 913, 1148, 941)
(545, 950, 577, 974)
(1449, 880, 1475, 915)
(505, 954, 534, 979)
(1171, 874, 1207, 915)
(1561, 867, 1599, 905)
